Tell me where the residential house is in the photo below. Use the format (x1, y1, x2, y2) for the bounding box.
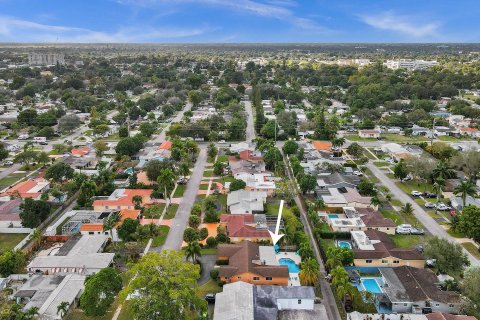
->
(426, 313, 477, 320)
(227, 190, 268, 214)
(71, 146, 92, 157)
(327, 208, 395, 234)
(234, 173, 277, 194)
(348, 312, 476, 320)
(229, 142, 254, 154)
(316, 173, 360, 191)
(312, 141, 332, 152)
(450, 195, 480, 211)
(448, 115, 471, 128)
(229, 156, 267, 176)
(219, 214, 271, 243)
(27, 235, 114, 275)
(379, 266, 461, 314)
(0, 178, 50, 200)
(458, 127, 480, 138)
(352, 230, 424, 268)
(358, 130, 380, 139)
(381, 143, 412, 161)
(217, 241, 289, 286)
(14, 274, 85, 320)
(434, 126, 455, 137)
(80, 208, 140, 241)
(214, 281, 327, 320)
(92, 189, 153, 211)
(411, 125, 431, 137)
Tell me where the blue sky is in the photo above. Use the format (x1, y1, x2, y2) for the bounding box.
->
(0, 0, 478, 43)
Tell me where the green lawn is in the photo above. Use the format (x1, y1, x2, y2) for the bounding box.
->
(152, 225, 170, 247)
(389, 234, 430, 248)
(462, 242, 480, 259)
(396, 180, 433, 194)
(266, 202, 293, 216)
(164, 204, 179, 219)
(196, 279, 222, 298)
(380, 209, 403, 224)
(382, 133, 429, 142)
(318, 238, 336, 255)
(200, 248, 218, 255)
(143, 204, 165, 219)
(203, 170, 214, 178)
(345, 135, 377, 142)
(218, 176, 235, 184)
(217, 155, 228, 162)
(373, 161, 390, 167)
(173, 185, 186, 197)
(66, 298, 122, 320)
(0, 174, 27, 188)
(0, 233, 28, 252)
(199, 183, 210, 190)
(390, 199, 403, 207)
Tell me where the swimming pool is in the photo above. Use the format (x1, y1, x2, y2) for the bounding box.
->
(279, 258, 300, 273)
(361, 278, 383, 294)
(337, 241, 352, 249)
(328, 214, 339, 219)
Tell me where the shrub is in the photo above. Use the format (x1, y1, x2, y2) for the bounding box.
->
(210, 269, 219, 280)
(206, 236, 217, 248)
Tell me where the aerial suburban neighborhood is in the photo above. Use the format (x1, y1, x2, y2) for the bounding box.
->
(0, 3, 480, 319)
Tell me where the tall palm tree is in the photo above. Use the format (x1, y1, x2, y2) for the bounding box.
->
(57, 301, 70, 318)
(454, 180, 477, 208)
(298, 242, 314, 260)
(400, 203, 414, 217)
(433, 177, 445, 212)
(370, 196, 383, 209)
(132, 195, 143, 209)
(299, 258, 319, 286)
(433, 161, 455, 180)
(103, 211, 121, 243)
(326, 247, 342, 270)
(336, 279, 356, 304)
(330, 266, 349, 287)
(185, 241, 202, 263)
(29, 229, 42, 250)
(331, 137, 346, 148)
(24, 307, 39, 320)
(178, 161, 191, 179)
(157, 168, 176, 209)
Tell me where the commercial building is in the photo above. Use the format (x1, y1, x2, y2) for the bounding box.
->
(28, 53, 65, 66)
(384, 60, 438, 71)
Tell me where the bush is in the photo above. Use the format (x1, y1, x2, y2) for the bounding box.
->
(210, 269, 219, 280)
(206, 236, 217, 248)
(317, 231, 351, 239)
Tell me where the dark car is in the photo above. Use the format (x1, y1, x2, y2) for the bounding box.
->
(205, 293, 216, 303)
(423, 192, 436, 198)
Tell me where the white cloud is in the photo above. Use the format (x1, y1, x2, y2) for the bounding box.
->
(0, 15, 213, 42)
(117, 0, 329, 33)
(360, 11, 439, 38)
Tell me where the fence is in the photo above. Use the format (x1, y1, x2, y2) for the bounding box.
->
(0, 227, 32, 234)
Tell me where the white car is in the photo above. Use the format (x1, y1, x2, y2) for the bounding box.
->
(411, 190, 423, 197)
(396, 224, 413, 234)
(353, 170, 363, 176)
(425, 202, 435, 209)
(436, 203, 452, 211)
(3, 161, 13, 166)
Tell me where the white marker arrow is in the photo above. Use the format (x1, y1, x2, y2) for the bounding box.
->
(269, 200, 285, 245)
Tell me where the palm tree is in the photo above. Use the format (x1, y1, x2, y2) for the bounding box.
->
(433, 161, 455, 180)
(400, 203, 414, 217)
(178, 161, 191, 179)
(29, 229, 42, 250)
(454, 180, 477, 209)
(185, 241, 202, 263)
(103, 211, 121, 243)
(330, 266, 349, 287)
(336, 280, 356, 304)
(299, 258, 319, 286)
(57, 301, 70, 318)
(298, 242, 314, 260)
(326, 247, 342, 270)
(433, 177, 445, 212)
(24, 307, 39, 320)
(132, 195, 143, 209)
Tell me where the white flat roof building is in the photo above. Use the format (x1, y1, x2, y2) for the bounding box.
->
(384, 59, 438, 71)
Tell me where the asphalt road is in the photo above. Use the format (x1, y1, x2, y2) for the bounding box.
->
(366, 162, 480, 266)
(152, 102, 192, 144)
(244, 100, 255, 143)
(155, 145, 207, 251)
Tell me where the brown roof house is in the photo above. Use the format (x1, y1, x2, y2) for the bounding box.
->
(352, 230, 424, 268)
(217, 241, 289, 286)
(379, 266, 462, 314)
(219, 214, 271, 243)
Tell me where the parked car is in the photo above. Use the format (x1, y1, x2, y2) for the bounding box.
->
(177, 177, 188, 185)
(411, 190, 423, 197)
(425, 202, 435, 209)
(402, 175, 412, 182)
(436, 203, 452, 211)
(426, 259, 436, 267)
(396, 224, 413, 234)
(423, 192, 436, 198)
(411, 228, 425, 235)
(3, 161, 13, 166)
(353, 170, 363, 176)
(205, 293, 216, 303)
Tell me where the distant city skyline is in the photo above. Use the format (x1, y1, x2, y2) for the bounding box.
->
(0, 0, 478, 43)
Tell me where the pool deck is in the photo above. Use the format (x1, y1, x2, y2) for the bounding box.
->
(276, 252, 302, 286)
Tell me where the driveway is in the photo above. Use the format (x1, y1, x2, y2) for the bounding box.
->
(154, 145, 207, 251)
(366, 162, 480, 266)
(198, 254, 217, 285)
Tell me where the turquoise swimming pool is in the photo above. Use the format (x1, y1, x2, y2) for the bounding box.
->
(361, 278, 383, 294)
(279, 258, 300, 273)
(337, 241, 352, 249)
(328, 214, 339, 219)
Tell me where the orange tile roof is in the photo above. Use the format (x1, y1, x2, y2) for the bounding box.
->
(159, 141, 172, 150)
(119, 209, 140, 221)
(312, 141, 332, 151)
(80, 224, 104, 232)
(92, 189, 153, 208)
(460, 127, 479, 132)
(71, 147, 91, 156)
(1, 179, 46, 199)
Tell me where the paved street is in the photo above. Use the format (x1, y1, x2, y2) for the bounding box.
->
(155, 145, 207, 251)
(367, 162, 480, 266)
(152, 102, 192, 144)
(244, 100, 255, 142)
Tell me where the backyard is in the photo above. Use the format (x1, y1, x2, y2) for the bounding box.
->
(0, 233, 28, 252)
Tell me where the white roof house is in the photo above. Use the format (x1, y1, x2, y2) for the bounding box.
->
(227, 190, 268, 214)
(233, 173, 276, 192)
